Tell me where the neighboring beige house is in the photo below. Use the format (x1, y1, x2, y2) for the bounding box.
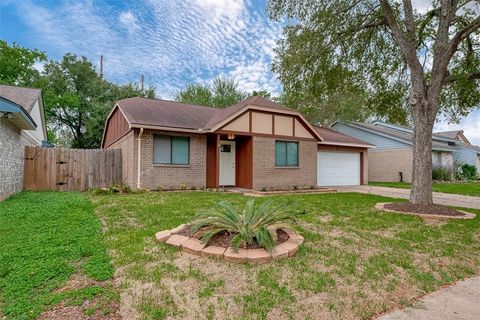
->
(0, 85, 48, 200)
(332, 121, 480, 183)
(102, 96, 373, 190)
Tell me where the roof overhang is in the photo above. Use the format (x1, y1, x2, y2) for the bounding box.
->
(123, 103, 325, 142)
(0, 97, 36, 130)
(130, 123, 205, 133)
(336, 121, 413, 146)
(432, 146, 456, 152)
(318, 141, 376, 149)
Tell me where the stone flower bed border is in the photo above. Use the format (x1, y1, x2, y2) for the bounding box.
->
(155, 224, 304, 264)
(375, 202, 476, 219)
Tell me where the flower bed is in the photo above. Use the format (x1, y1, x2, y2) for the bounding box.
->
(155, 224, 304, 264)
(375, 202, 476, 219)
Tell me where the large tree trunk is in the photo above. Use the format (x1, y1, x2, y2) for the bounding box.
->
(410, 114, 434, 204)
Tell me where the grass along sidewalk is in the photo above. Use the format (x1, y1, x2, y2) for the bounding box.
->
(0, 192, 118, 319)
(369, 181, 480, 197)
(91, 191, 480, 319)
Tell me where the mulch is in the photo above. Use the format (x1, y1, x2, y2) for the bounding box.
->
(173, 225, 290, 249)
(384, 202, 466, 217)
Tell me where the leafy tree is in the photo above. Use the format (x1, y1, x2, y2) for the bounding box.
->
(0, 40, 46, 85)
(175, 83, 213, 106)
(278, 87, 372, 126)
(83, 82, 155, 148)
(269, 0, 480, 204)
(175, 77, 247, 107)
(36, 53, 155, 148)
(252, 90, 273, 99)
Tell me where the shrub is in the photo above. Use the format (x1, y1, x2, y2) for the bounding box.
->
(90, 184, 132, 195)
(432, 166, 453, 181)
(460, 163, 478, 180)
(191, 199, 301, 252)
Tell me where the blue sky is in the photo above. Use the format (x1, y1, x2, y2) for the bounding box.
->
(1, 0, 479, 144)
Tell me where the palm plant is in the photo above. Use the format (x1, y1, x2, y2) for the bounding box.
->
(191, 199, 300, 252)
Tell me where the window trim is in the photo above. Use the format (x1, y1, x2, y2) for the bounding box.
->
(275, 140, 299, 167)
(153, 134, 190, 165)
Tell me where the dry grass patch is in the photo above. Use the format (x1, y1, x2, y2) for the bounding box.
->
(91, 192, 480, 319)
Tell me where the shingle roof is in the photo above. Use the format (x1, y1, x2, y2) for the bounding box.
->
(116, 96, 298, 131)
(0, 84, 41, 113)
(435, 130, 463, 140)
(315, 126, 374, 147)
(117, 97, 217, 130)
(350, 122, 455, 151)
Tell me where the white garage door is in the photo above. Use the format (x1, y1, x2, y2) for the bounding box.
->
(317, 151, 360, 186)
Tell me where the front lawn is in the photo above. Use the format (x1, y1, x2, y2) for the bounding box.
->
(0, 192, 117, 319)
(92, 191, 480, 319)
(370, 181, 480, 197)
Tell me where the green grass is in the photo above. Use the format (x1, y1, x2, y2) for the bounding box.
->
(369, 181, 480, 197)
(0, 192, 117, 319)
(91, 191, 480, 319)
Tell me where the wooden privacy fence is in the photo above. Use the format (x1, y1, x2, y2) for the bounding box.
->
(24, 147, 122, 191)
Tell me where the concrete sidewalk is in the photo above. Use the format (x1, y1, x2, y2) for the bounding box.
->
(378, 276, 480, 320)
(337, 185, 480, 210)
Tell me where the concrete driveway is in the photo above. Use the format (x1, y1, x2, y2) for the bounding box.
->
(337, 185, 480, 210)
(378, 276, 480, 320)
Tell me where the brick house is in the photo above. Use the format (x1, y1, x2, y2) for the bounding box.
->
(0, 85, 48, 200)
(102, 96, 373, 190)
(332, 121, 480, 183)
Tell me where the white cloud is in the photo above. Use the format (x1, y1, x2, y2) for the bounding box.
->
(192, 0, 246, 20)
(226, 60, 280, 94)
(119, 11, 139, 32)
(33, 61, 45, 73)
(412, 0, 433, 13)
(12, 0, 282, 98)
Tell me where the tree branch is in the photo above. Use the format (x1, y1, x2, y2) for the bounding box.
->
(416, 8, 440, 48)
(338, 0, 363, 14)
(379, 0, 423, 74)
(354, 18, 387, 32)
(446, 72, 480, 83)
(448, 16, 480, 60)
(402, 0, 416, 39)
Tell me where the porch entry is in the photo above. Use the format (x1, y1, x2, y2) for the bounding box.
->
(219, 140, 236, 186)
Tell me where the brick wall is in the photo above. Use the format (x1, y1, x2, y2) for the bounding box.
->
(0, 118, 34, 201)
(368, 149, 413, 183)
(363, 150, 369, 185)
(138, 130, 207, 190)
(252, 137, 317, 189)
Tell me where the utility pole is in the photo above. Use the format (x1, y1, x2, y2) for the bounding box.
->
(100, 55, 104, 78)
(141, 74, 144, 92)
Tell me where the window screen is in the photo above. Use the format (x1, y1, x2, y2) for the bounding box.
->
(275, 141, 299, 167)
(153, 135, 189, 165)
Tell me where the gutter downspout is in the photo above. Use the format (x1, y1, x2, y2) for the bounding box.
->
(137, 128, 144, 189)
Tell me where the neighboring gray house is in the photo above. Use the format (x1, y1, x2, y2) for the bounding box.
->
(332, 121, 480, 183)
(0, 85, 48, 201)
